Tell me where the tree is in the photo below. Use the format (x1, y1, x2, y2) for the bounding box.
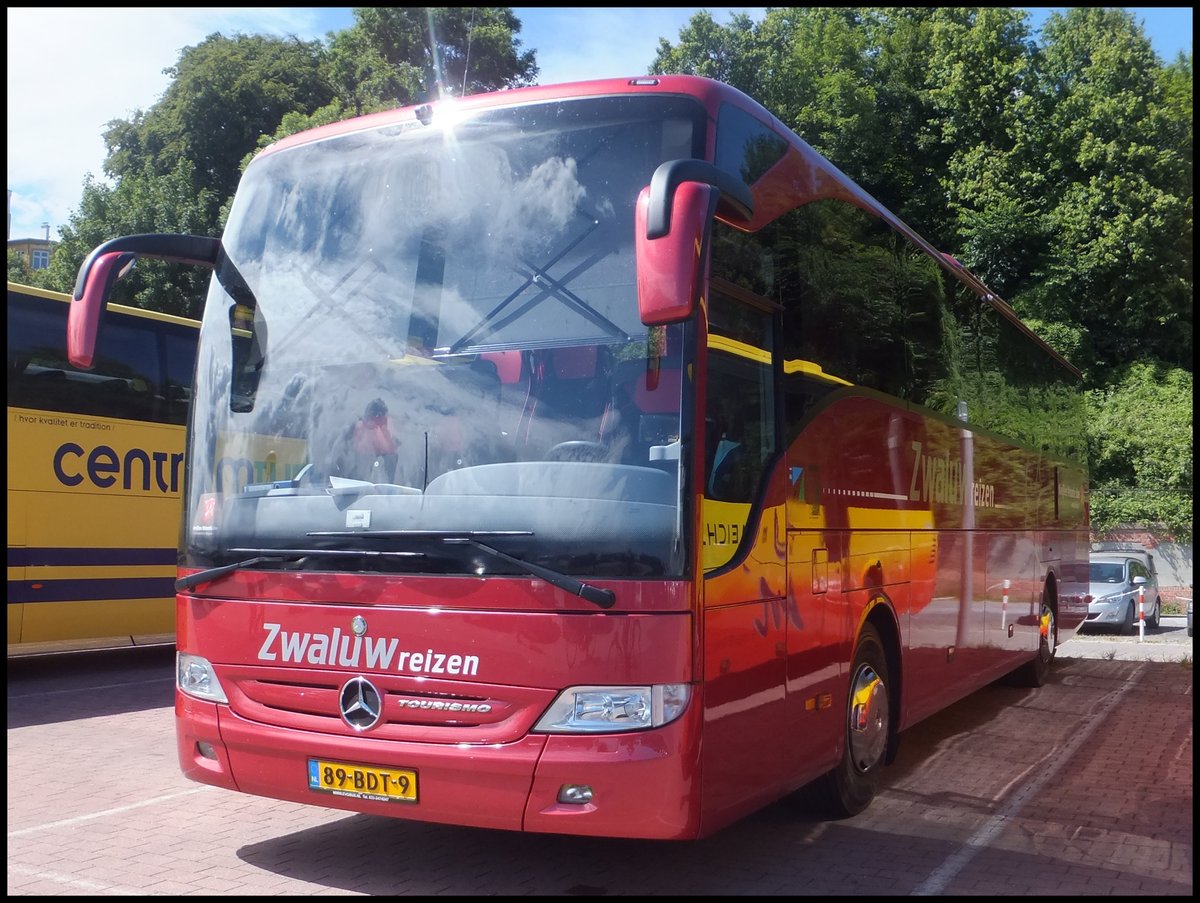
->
(651, 10, 760, 89)
(262, 8, 537, 150)
(1014, 9, 1192, 380)
(104, 33, 332, 225)
(44, 163, 217, 317)
(1087, 363, 1193, 541)
(920, 8, 1048, 300)
(40, 33, 334, 307)
(345, 7, 536, 102)
(8, 249, 33, 285)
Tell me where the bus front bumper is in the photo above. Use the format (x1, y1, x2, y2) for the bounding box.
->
(176, 691, 701, 840)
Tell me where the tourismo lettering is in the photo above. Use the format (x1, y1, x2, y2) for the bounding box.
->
(257, 622, 481, 676)
(53, 442, 184, 492)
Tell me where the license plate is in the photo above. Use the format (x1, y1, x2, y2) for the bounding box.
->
(307, 758, 418, 803)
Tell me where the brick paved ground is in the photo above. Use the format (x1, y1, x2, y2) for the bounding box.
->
(6, 647, 1192, 895)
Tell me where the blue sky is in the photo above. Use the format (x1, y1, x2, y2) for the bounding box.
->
(6, 7, 1192, 243)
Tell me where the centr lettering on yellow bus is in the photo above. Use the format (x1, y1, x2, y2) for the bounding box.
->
(53, 442, 184, 492)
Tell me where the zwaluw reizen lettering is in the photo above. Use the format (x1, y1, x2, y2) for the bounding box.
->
(257, 623, 480, 676)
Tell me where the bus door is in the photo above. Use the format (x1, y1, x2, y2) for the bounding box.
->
(698, 288, 792, 819)
(781, 368, 848, 783)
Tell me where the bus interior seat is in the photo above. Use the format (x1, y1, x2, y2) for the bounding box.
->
(604, 360, 682, 466)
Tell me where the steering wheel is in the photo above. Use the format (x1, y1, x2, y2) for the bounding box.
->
(545, 440, 609, 463)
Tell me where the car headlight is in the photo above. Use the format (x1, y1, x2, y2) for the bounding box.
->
(177, 652, 229, 703)
(533, 684, 691, 733)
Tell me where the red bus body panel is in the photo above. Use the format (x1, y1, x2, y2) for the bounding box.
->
(176, 579, 706, 839)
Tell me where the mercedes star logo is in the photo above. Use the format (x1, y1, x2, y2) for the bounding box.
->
(339, 676, 383, 731)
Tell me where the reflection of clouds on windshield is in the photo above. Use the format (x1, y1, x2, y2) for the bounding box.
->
(481, 156, 588, 258)
(514, 157, 586, 230)
(229, 137, 600, 365)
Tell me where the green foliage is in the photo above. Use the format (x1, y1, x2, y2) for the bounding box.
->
(255, 8, 536, 161)
(652, 10, 760, 88)
(1086, 363, 1193, 541)
(330, 7, 536, 110)
(45, 164, 217, 318)
(1014, 9, 1193, 377)
(8, 249, 33, 284)
(104, 33, 332, 221)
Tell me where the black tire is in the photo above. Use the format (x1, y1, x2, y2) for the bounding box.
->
(1008, 595, 1056, 688)
(799, 623, 890, 818)
(1120, 599, 1137, 635)
(1146, 598, 1161, 630)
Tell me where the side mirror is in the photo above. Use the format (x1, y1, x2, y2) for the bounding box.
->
(635, 160, 753, 326)
(635, 181, 716, 325)
(68, 233, 221, 369)
(1132, 576, 1147, 586)
(67, 251, 133, 369)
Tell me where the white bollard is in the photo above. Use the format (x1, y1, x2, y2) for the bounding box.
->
(1001, 578, 1010, 630)
(1138, 585, 1145, 642)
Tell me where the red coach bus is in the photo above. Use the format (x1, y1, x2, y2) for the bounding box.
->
(67, 75, 1088, 840)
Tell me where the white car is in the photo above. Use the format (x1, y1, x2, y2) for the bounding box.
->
(1084, 552, 1161, 633)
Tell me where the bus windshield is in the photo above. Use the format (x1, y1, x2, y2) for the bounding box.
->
(185, 95, 705, 581)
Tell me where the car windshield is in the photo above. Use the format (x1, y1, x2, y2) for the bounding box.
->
(183, 94, 707, 582)
(1090, 562, 1125, 583)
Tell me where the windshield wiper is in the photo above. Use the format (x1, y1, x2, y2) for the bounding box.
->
(176, 547, 424, 592)
(177, 553, 305, 592)
(310, 530, 617, 609)
(448, 536, 616, 609)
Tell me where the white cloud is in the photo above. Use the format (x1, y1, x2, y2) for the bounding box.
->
(5, 7, 332, 241)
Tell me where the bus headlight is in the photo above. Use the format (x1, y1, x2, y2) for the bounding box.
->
(532, 684, 690, 733)
(177, 652, 229, 704)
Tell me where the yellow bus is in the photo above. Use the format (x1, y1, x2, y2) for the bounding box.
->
(7, 281, 198, 655)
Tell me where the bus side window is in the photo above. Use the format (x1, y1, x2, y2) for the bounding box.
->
(705, 350, 773, 504)
(10, 365, 63, 411)
(704, 283, 777, 506)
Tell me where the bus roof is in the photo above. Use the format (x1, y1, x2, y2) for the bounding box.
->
(251, 75, 1081, 380)
(8, 281, 200, 330)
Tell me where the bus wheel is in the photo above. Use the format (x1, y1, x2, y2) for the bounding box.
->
(1008, 595, 1056, 688)
(800, 623, 890, 818)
